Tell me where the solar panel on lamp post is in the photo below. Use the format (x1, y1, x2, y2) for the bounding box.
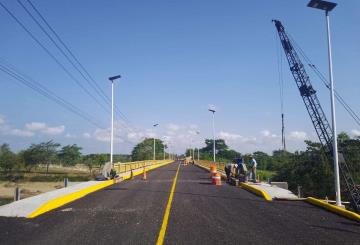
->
(108, 75, 121, 168)
(307, 0, 342, 207)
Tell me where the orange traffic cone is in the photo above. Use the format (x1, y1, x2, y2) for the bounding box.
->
(142, 167, 147, 180)
(212, 173, 221, 185)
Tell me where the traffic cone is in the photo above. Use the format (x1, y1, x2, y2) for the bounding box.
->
(142, 167, 147, 180)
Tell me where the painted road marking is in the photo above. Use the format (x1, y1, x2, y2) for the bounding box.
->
(156, 164, 180, 245)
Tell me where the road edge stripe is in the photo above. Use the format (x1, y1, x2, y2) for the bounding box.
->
(27, 161, 173, 218)
(306, 197, 360, 222)
(239, 182, 272, 202)
(156, 164, 180, 245)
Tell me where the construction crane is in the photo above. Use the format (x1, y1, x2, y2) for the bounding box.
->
(273, 19, 360, 213)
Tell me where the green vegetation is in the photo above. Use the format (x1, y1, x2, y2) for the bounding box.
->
(257, 170, 276, 181)
(131, 138, 166, 161)
(187, 139, 242, 162)
(0, 141, 131, 182)
(0, 198, 12, 206)
(0, 138, 165, 184)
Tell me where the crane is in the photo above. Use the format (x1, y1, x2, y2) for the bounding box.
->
(273, 19, 360, 213)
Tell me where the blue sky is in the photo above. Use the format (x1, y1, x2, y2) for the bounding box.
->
(0, 0, 359, 155)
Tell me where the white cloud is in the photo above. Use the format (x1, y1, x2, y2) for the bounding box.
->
(83, 132, 91, 139)
(42, 125, 65, 135)
(218, 131, 242, 140)
(289, 131, 307, 140)
(26, 122, 65, 135)
(25, 122, 46, 131)
(65, 133, 77, 138)
(93, 128, 110, 142)
(10, 129, 34, 137)
(261, 130, 271, 137)
(167, 123, 180, 132)
(351, 129, 360, 137)
(0, 116, 34, 138)
(260, 130, 278, 138)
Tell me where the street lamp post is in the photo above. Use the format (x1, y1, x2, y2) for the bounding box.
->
(209, 108, 216, 162)
(108, 75, 121, 168)
(196, 131, 200, 161)
(153, 124, 159, 160)
(163, 137, 167, 160)
(307, 0, 341, 207)
(190, 138, 194, 160)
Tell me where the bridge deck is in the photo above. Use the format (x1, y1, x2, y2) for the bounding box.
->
(0, 161, 359, 245)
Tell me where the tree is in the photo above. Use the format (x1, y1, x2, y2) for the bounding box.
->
(273, 140, 333, 198)
(58, 144, 82, 166)
(338, 132, 350, 144)
(131, 138, 165, 161)
(338, 133, 360, 183)
(23, 141, 60, 173)
(198, 139, 241, 162)
(82, 154, 108, 174)
(0, 144, 17, 174)
(201, 139, 229, 155)
(252, 151, 271, 170)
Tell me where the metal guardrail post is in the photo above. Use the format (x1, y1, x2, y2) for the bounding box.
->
(14, 187, 20, 201)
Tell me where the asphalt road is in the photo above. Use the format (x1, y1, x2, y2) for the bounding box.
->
(0, 161, 359, 245)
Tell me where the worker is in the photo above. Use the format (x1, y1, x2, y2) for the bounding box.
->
(224, 162, 232, 182)
(249, 155, 257, 183)
(236, 158, 248, 182)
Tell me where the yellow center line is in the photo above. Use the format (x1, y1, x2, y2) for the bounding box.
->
(156, 163, 180, 245)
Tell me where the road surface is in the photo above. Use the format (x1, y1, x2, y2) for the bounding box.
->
(0, 161, 359, 244)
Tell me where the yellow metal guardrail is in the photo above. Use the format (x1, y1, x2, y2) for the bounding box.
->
(195, 160, 226, 172)
(113, 160, 170, 174)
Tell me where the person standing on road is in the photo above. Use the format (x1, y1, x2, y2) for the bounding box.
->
(249, 156, 257, 183)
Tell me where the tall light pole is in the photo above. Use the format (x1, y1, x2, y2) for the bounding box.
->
(190, 138, 194, 160)
(307, 0, 341, 207)
(196, 131, 200, 161)
(108, 75, 121, 168)
(209, 108, 216, 162)
(153, 124, 159, 160)
(162, 136, 167, 160)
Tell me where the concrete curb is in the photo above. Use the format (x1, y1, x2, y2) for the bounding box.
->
(239, 183, 272, 202)
(28, 179, 115, 218)
(194, 163, 272, 201)
(306, 197, 360, 223)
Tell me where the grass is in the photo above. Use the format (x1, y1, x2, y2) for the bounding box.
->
(0, 197, 12, 206)
(257, 170, 276, 181)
